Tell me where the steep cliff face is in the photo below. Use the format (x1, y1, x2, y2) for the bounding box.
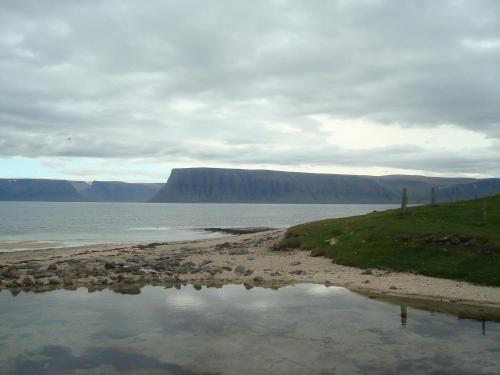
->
(150, 168, 500, 204)
(151, 168, 397, 203)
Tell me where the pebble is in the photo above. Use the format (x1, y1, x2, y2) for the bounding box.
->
(48, 277, 61, 285)
(229, 248, 249, 255)
(234, 265, 246, 274)
(47, 263, 58, 271)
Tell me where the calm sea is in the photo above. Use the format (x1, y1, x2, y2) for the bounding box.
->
(0, 202, 396, 250)
(0, 284, 498, 374)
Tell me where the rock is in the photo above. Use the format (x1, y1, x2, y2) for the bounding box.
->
(20, 276, 34, 286)
(95, 267, 108, 277)
(222, 266, 233, 271)
(124, 265, 141, 273)
(215, 242, 231, 250)
(20, 262, 39, 270)
(291, 261, 301, 266)
(326, 238, 338, 246)
(389, 286, 398, 290)
(234, 265, 254, 276)
(253, 276, 264, 283)
(199, 260, 212, 267)
(363, 280, 370, 284)
(209, 266, 223, 275)
(5, 280, 19, 288)
(48, 277, 61, 285)
(63, 277, 74, 286)
(247, 257, 255, 261)
(289, 270, 306, 275)
(229, 248, 249, 255)
(47, 263, 58, 271)
(1, 268, 19, 279)
(234, 265, 247, 275)
(270, 243, 279, 251)
(124, 275, 140, 284)
(86, 267, 99, 276)
(270, 271, 282, 276)
(360, 269, 373, 275)
(36, 278, 50, 286)
(104, 261, 116, 269)
(33, 271, 56, 279)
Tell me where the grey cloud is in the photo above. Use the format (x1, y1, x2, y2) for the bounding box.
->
(0, 0, 499, 176)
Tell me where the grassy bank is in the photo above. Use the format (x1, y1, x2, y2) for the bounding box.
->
(281, 195, 500, 286)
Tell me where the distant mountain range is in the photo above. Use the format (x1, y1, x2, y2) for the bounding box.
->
(2, 169, 499, 203)
(0, 179, 162, 202)
(150, 168, 500, 204)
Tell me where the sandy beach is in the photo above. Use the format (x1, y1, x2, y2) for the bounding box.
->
(1, 229, 499, 310)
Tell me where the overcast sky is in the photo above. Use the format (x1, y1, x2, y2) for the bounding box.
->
(1, 0, 499, 182)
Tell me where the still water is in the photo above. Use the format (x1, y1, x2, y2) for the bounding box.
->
(0, 202, 396, 249)
(0, 284, 499, 374)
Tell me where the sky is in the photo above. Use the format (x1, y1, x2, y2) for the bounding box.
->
(0, 0, 499, 182)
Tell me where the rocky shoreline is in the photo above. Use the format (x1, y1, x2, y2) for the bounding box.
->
(1, 229, 500, 313)
(0, 231, 284, 294)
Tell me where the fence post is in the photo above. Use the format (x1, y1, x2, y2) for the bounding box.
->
(431, 187, 436, 206)
(401, 188, 408, 213)
(482, 199, 487, 226)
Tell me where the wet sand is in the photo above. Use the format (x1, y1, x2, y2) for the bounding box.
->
(1, 229, 499, 309)
(0, 241, 62, 251)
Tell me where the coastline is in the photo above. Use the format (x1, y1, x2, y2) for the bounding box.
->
(1, 229, 500, 312)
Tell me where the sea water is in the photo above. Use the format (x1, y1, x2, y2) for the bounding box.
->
(0, 202, 396, 250)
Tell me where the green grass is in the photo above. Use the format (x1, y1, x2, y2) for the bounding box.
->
(281, 195, 500, 286)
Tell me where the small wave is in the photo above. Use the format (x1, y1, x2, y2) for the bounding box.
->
(127, 226, 172, 231)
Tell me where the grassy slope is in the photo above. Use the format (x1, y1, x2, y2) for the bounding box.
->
(282, 195, 500, 286)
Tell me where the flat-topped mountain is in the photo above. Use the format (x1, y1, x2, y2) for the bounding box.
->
(0, 179, 162, 202)
(150, 168, 500, 204)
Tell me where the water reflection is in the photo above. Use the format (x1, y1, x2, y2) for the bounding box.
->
(4, 345, 220, 375)
(4, 281, 500, 322)
(0, 284, 499, 375)
(400, 304, 408, 327)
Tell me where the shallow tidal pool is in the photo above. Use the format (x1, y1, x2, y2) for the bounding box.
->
(0, 284, 499, 375)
